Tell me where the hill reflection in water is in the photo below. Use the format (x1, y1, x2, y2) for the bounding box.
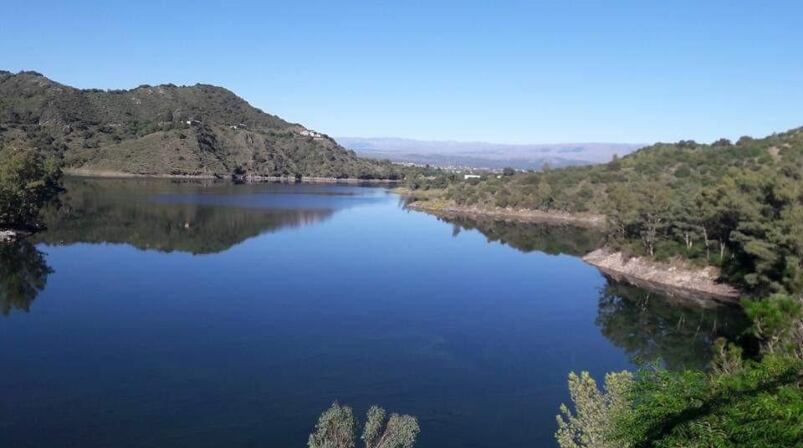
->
(35, 177, 386, 254)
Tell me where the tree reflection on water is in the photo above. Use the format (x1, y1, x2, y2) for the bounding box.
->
(0, 240, 51, 316)
(595, 279, 750, 370)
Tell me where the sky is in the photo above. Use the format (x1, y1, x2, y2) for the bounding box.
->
(2, 0, 802, 144)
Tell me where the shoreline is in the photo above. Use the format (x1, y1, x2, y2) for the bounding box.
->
(63, 168, 402, 185)
(583, 248, 740, 305)
(403, 199, 741, 304)
(405, 199, 606, 228)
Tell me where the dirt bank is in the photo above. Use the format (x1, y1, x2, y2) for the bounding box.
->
(583, 248, 740, 305)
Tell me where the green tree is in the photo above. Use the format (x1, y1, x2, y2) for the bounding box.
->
(0, 146, 62, 231)
(361, 406, 419, 448)
(309, 403, 419, 448)
(309, 403, 357, 448)
(743, 294, 803, 358)
(555, 371, 633, 448)
(610, 355, 803, 448)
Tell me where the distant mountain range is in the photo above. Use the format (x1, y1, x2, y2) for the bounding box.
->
(0, 71, 401, 179)
(338, 137, 644, 170)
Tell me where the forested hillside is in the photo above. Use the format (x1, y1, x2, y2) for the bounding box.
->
(408, 126, 803, 296)
(0, 71, 403, 179)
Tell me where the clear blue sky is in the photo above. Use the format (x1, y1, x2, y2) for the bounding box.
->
(2, 1, 801, 144)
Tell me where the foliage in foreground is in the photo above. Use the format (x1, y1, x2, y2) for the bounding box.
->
(309, 403, 420, 448)
(0, 145, 61, 230)
(555, 371, 633, 448)
(613, 354, 803, 448)
(557, 295, 803, 448)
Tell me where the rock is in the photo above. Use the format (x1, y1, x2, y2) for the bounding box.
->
(583, 248, 740, 305)
(0, 230, 19, 243)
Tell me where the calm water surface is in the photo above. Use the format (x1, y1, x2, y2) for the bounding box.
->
(0, 178, 746, 448)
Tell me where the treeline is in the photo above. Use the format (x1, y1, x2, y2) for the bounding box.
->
(407, 127, 803, 297)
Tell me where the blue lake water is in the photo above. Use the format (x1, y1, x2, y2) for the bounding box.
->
(0, 178, 746, 447)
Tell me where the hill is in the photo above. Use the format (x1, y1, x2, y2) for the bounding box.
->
(406, 126, 803, 296)
(0, 71, 403, 179)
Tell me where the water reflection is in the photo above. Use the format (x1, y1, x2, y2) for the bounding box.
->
(443, 215, 749, 370)
(596, 279, 749, 370)
(441, 216, 605, 257)
(35, 178, 382, 254)
(0, 240, 52, 316)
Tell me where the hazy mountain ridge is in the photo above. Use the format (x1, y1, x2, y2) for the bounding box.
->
(339, 136, 644, 170)
(0, 71, 402, 179)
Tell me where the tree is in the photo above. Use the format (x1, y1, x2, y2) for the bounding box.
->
(743, 294, 803, 358)
(633, 181, 673, 257)
(555, 371, 633, 448)
(711, 138, 732, 147)
(361, 406, 419, 448)
(309, 403, 357, 448)
(609, 355, 803, 448)
(309, 403, 419, 448)
(537, 179, 553, 209)
(607, 154, 622, 171)
(0, 146, 61, 231)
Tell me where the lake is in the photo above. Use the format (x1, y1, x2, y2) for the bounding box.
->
(0, 178, 747, 448)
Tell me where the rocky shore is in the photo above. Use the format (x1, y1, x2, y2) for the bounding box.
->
(583, 248, 740, 305)
(403, 199, 742, 304)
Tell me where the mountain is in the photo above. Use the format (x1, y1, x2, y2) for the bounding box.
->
(338, 136, 644, 170)
(0, 71, 402, 179)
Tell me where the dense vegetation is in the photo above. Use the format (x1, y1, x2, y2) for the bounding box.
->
(0, 71, 404, 179)
(407, 126, 803, 297)
(557, 295, 803, 448)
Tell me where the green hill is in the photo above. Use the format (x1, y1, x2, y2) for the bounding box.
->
(0, 70, 402, 179)
(409, 126, 803, 296)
